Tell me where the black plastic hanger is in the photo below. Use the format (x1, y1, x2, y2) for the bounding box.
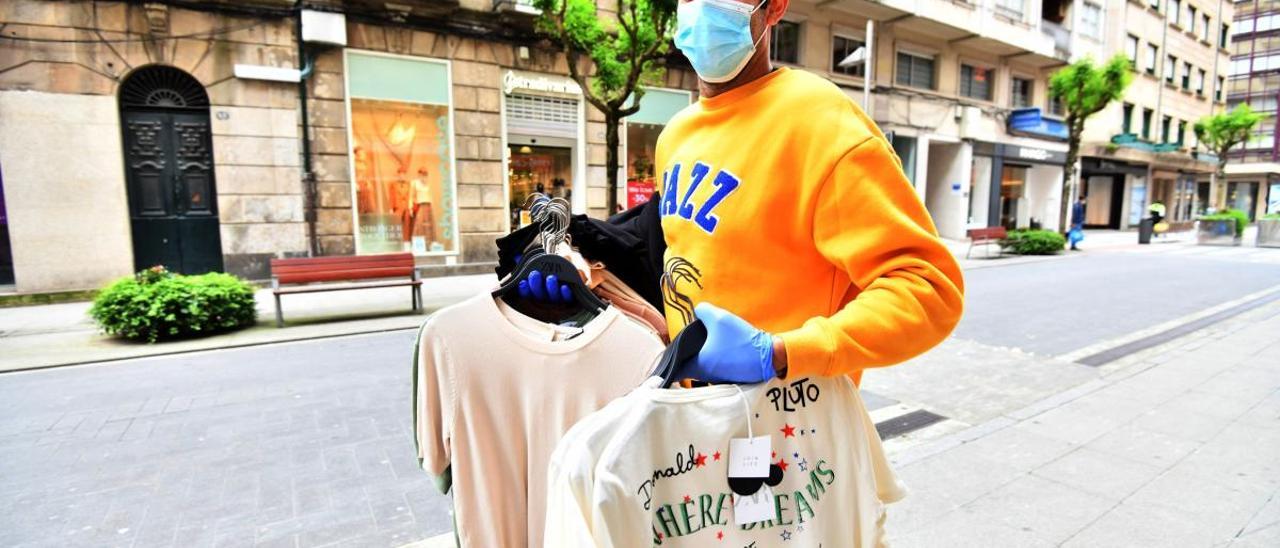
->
(492, 248, 607, 315)
(651, 319, 708, 388)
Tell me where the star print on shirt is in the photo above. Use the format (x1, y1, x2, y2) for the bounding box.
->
(780, 529, 792, 541)
(683, 494, 692, 503)
(781, 424, 796, 438)
(717, 531, 724, 540)
(799, 458, 809, 471)
(776, 458, 789, 472)
(694, 453, 708, 467)
(713, 451, 721, 461)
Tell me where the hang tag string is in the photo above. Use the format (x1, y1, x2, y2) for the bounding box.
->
(734, 385, 753, 440)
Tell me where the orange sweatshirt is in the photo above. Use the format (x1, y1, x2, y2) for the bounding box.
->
(655, 67, 964, 384)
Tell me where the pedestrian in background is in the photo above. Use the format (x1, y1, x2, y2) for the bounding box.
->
(1070, 194, 1087, 251)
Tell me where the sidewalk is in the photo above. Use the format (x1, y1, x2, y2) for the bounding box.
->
(0, 274, 498, 372)
(943, 228, 1197, 271)
(882, 297, 1280, 547)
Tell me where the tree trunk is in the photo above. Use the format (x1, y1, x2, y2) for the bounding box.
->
(1215, 154, 1229, 212)
(604, 112, 621, 215)
(1059, 116, 1081, 233)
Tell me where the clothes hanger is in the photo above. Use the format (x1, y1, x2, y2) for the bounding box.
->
(650, 319, 708, 388)
(492, 195, 608, 317)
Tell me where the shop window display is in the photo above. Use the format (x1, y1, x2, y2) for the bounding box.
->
(626, 122, 664, 209)
(350, 98, 454, 254)
(508, 145, 573, 229)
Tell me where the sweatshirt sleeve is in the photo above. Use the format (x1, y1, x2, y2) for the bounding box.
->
(779, 136, 965, 378)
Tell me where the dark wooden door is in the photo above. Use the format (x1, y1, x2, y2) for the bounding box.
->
(122, 109, 223, 274)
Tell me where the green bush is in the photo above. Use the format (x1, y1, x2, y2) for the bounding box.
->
(1199, 208, 1250, 237)
(89, 266, 257, 343)
(1000, 229, 1066, 255)
(1262, 212, 1280, 220)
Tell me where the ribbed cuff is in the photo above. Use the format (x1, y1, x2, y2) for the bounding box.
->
(778, 321, 835, 378)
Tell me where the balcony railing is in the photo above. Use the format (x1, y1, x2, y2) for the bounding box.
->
(1041, 20, 1071, 59)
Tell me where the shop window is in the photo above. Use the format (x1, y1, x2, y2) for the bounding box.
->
(999, 166, 1027, 230)
(508, 144, 573, 227)
(1146, 44, 1159, 75)
(831, 35, 866, 77)
(1011, 77, 1033, 108)
(896, 51, 936, 89)
(346, 51, 456, 255)
(1142, 108, 1154, 139)
(960, 64, 994, 101)
(1125, 35, 1140, 69)
(1122, 102, 1135, 134)
(624, 89, 692, 210)
(771, 21, 801, 64)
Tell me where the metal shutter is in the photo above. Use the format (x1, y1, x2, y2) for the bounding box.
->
(506, 93, 579, 139)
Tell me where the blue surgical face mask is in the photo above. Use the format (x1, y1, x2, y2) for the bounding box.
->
(675, 0, 768, 84)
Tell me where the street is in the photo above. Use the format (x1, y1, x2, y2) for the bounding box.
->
(2, 242, 1279, 547)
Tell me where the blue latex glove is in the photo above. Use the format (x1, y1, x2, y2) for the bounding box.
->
(516, 269, 573, 303)
(680, 302, 777, 384)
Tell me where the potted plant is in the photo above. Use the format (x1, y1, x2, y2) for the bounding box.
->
(1259, 212, 1280, 248)
(1197, 209, 1249, 246)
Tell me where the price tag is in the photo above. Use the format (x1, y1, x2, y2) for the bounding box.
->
(733, 484, 776, 525)
(728, 436, 771, 478)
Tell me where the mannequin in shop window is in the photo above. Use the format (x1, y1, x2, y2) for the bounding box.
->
(519, 0, 963, 388)
(404, 167, 436, 249)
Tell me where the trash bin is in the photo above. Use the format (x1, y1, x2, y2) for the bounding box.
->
(1138, 218, 1154, 244)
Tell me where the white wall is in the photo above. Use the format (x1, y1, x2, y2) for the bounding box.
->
(924, 142, 971, 240)
(1026, 164, 1064, 232)
(0, 91, 134, 292)
(971, 155, 993, 229)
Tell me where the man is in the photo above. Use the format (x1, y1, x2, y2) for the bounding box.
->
(658, 0, 964, 386)
(1070, 194, 1086, 251)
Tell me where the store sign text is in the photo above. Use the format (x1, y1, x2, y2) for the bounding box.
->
(1016, 147, 1053, 161)
(503, 71, 582, 96)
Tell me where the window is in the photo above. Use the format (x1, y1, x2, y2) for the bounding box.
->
(1217, 76, 1226, 101)
(1178, 119, 1187, 145)
(896, 51, 936, 89)
(1202, 14, 1211, 41)
(1150, 0, 1160, 10)
(960, 64, 995, 100)
(1197, 68, 1207, 94)
(1081, 2, 1103, 39)
(1221, 23, 1230, 49)
(1182, 61, 1192, 89)
(1122, 102, 1135, 133)
(1162, 115, 1172, 142)
(1142, 108, 1154, 139)
(1146, 44, 1159, 75)
(996, 0, 1025, 19)
(1011, 77, 1033, 108)
(1050, 93, 1065, 115)
(1169, 0, 1180, 26)
(345, 51, 458, 255)
(1188, 6, 1197, 33)
(770, 21, 801, 64)
(1166, 54, 1177, 84)
(1126, 35, 1140, 68)
(831, 35, 866, 77)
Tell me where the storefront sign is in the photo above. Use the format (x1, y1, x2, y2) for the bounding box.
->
(503, 70, 582, 96)
(1015, 146, 1053, 162)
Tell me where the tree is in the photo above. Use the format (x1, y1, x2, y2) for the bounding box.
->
(532, 0, 677, 214)
(1048, 55, 1132, 231)
(1194, 104, 1263, 211)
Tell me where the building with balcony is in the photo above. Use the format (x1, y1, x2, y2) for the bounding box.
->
(1076, 0, 1232, 231)
(1225, 0, 1280, 219)
(0, 0, 697, 294)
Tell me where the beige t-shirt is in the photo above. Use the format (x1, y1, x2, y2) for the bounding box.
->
(414, 294, 664, 548)
(545, 375, 904, 547)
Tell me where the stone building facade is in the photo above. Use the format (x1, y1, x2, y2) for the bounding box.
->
(0, 0, 697, 294)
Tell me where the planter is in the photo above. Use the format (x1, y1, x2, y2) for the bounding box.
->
(1197, 219, 1241, 246)
(1259, 219, 1280, 248)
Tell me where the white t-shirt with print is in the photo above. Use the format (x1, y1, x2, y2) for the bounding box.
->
(545, 375, 904, 547)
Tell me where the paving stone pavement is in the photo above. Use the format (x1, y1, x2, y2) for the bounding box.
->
(0, 331, 451, 548)
(884, 298, 1280, 547)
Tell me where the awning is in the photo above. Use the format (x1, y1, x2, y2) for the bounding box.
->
(1008, 108, 1068, 141)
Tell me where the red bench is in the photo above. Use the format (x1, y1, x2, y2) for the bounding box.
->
(269, 253, 422, 327)
(965, 226, 1008, 259)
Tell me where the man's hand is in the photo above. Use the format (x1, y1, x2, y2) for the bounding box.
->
(516, 269, 573, 302)
(679, 302, 779, 384)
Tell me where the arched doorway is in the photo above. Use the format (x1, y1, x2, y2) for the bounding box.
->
(118, 65, 223, 274)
